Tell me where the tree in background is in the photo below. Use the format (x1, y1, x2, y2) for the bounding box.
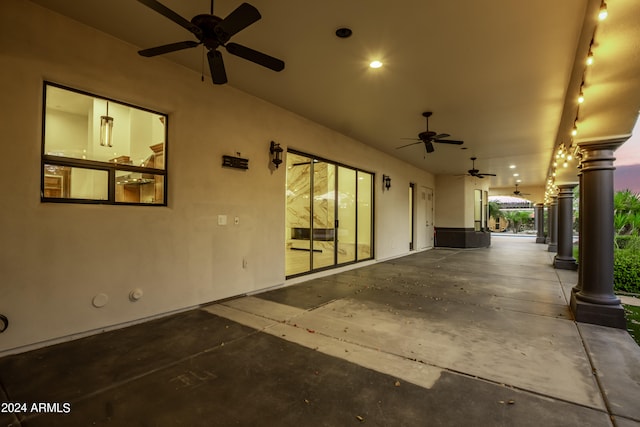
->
(502, 211, 533, 234)
(489, 201, 502, 223)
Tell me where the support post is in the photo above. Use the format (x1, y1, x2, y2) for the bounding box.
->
(535, 203, 545, 243)
(570, 136, 629, 329)
(573, 169, 583, 294)
(545, 202, 551, 244)
(547, 195, 558, 252)
(554, 184, 578, 270)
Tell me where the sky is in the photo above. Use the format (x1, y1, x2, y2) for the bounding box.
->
(614, 119, 640, 167)
(613, 117, 640, 193)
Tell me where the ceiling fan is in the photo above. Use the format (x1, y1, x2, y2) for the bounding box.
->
(136, 0, 285, 85)
(513, 183, 531, 196)
(465, 157, 496, 178)
(396, 112, 464, 154)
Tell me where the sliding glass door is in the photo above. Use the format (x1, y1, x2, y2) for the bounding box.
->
(285, 151, 373, 278)
(312, 160, 336, 269)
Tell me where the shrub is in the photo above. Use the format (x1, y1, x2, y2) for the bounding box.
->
(616, 235, 640, 251)
(614, 250, 640, 294)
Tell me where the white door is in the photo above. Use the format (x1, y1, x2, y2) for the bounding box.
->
(424, 187, 434, 248)
(418, 186, 434, 249)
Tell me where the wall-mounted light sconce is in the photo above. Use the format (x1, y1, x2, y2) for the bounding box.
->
(270, 141, 283, 168)
(383, 174, 391, 191)
(100, 101, 114, 147)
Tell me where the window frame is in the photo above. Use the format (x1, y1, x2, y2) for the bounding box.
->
(41, 81, 168, 206)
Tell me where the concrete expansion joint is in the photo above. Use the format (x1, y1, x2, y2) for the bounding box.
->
(220, 301, 305, 325)
(573, 322, 617, 423)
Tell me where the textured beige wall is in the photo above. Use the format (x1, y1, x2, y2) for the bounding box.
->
(435, 175, 489, 228)
(0, 0, 436, 353)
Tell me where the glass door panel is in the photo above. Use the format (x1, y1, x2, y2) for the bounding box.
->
(337, 167, 356, 264)
(285, 153, 313, 276)
(312, 161, 336, 269)
(357, 171, 373, 260)
(285, 150, 374, 278)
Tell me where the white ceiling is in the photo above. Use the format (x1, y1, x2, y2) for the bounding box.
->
(29, 0, 640, 192)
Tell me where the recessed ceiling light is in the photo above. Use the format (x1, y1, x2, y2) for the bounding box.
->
(509, 165, 516, 169)
(369, 60, 383, 69)
(513, 173, 519, 177)
(335, 27, 353, 38)
(516, 179, 522, 183)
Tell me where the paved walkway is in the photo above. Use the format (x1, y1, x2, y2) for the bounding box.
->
(1, 235, 639, 426)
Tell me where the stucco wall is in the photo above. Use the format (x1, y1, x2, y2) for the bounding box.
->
(435, 175, 490, 228)
(0, 0, 435, 353)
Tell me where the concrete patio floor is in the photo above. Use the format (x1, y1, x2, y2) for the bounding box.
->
(1, 235, 639, 426)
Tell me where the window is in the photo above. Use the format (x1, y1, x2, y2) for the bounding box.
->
(42, 82, 167, 205)
(474, 189, 482, 231)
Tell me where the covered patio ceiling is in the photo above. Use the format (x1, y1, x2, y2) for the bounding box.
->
(29, 0, 640, 197)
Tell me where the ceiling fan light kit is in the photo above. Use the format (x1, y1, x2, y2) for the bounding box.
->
(137, 0, 285, 85)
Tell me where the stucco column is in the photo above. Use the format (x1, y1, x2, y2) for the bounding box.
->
(554, 184, 578, 270)
(534, 203, 545, 243)
(570, 136, 628, 329)
(547, 195, 558, 252)
(573, 168, 583, 294)
(545, 203, 551, 243)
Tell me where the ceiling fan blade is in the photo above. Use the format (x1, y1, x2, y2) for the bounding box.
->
(208, 50, 227, 84)
(433, 139, 464, 145)
(396, 141, 423, 149)
(433, 133, 450, 139)
(136, 0, 203, 38)
(138, 40, 200, 57)
(216, 3, 261, 41)
(225, 42, 285, 71)
(425, 141, 435, 153)
(478, 173, 497, 177)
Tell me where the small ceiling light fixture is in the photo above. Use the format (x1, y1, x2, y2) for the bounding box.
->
(578, 90, 585, 104)
(100, 101, 114, 147)
(270, 141, 283, 168)
(571, 124, 578, 136)
(513, 173, 519, 177)
(598, 1, 608, 20)
(509, 165, 516, 169)
(382, 174, 391, 191)
(369, 60, 383, 69)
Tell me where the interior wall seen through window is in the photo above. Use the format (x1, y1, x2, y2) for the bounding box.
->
(42, 83, 167, 204)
